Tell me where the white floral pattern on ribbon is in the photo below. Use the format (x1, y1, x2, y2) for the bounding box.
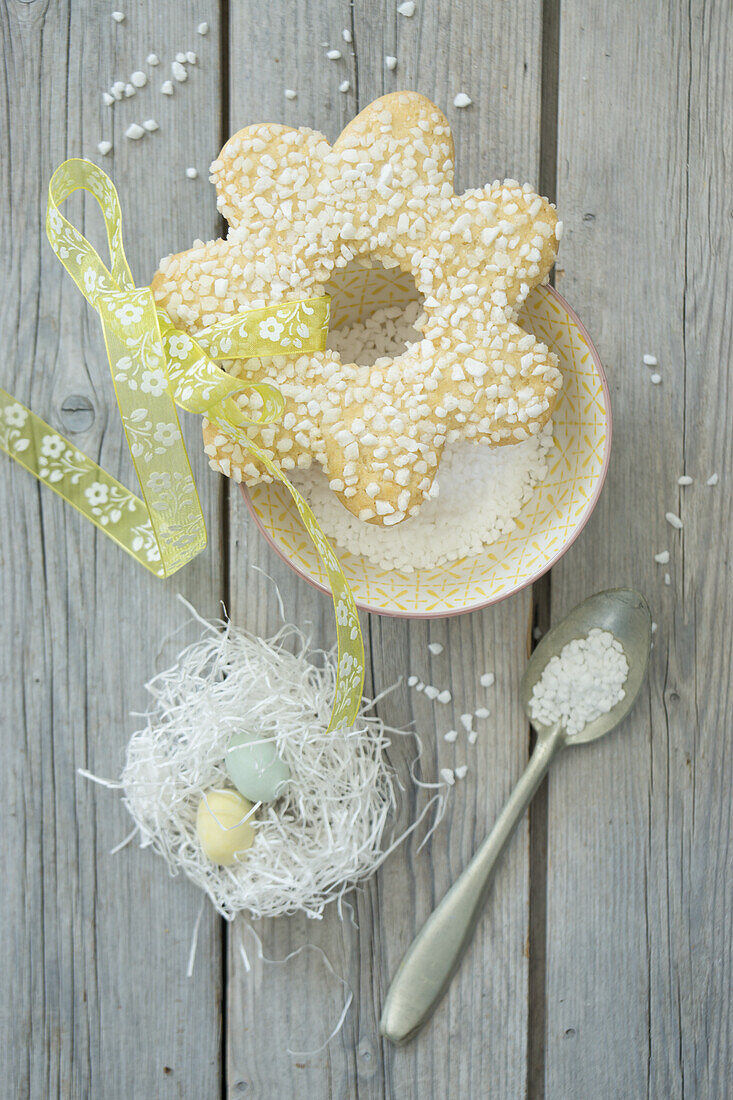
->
(0, 402, 31, 460)
(38, 438, 91, 485)
(83, 480, 137, 526)
(194, 296, 330, 360)
(115, 302, 144, 327)
(258, 317, 283, 341)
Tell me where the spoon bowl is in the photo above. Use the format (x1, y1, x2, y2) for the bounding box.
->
(521, 587, 652, 745)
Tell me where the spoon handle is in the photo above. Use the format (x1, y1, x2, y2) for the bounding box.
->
(380, 723, 564, 1045)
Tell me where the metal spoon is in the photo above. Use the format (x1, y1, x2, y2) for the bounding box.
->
(380, 587, 652, 1046)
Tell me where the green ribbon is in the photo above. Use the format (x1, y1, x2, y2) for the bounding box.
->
(0, 159, 364, 731)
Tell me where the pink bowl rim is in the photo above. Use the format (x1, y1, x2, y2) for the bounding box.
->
(240, 284, 612, 619)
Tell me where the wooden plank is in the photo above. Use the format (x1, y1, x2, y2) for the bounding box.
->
(0, 2, 224, 1095)
(224, 1, 544, 1095)
(223, 8, 370, 1095)
(545, 1, 733, 1096)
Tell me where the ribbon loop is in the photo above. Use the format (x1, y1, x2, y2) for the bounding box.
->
(0, 158, 363, 731)
(48, 159, 135, 301)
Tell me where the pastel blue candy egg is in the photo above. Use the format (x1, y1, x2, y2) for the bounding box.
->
(225, 731, 291, 803)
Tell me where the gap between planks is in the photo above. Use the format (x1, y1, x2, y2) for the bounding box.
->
(528, 1, 561, 1095)
(220, 3, 232, 1096)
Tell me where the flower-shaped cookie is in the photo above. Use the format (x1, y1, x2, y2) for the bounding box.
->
(152, 92, 563, 526)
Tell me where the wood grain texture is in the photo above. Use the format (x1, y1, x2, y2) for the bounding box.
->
(0, 2, 224, 1096)
(3, 1, 730, 1097)
(545, 1, 733, 1097)
(223, 1, 544, 1096)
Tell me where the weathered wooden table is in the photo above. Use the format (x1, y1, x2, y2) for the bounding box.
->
(2, 1, 731, 1096)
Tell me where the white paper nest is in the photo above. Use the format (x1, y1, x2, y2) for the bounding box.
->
(122, 611, 442, 920)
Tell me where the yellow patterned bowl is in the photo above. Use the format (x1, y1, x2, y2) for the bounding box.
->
(242, 283, 611, 618)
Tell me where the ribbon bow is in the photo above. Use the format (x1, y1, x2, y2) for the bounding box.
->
(0, 159, 363, 730)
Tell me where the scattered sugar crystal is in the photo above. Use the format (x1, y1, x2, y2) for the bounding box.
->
(528, 628, 629, 737)
(339, 80, 351, 93)
(342, 28, 352, 42)
(124, 83, 136, 97)
(424, 685, 439, 700)
(664, 573, 671, 586)
(326, 49, 342, 60)
(176, 51, 187, 63)
(665, 512, 683, 529)
(96, 140, 112, 155)
(475, 707, 490, 719)
(111, 11, 125, 22)
(453, 92, 472, 108)
(161, 80, 174, 94)
(437, 690, 451, 704)
(440, 768, 455, 786)
(650, 373, 662, 384)
(654, 550, 670, 564)
(407, 675, 418, 687)
(186, 167, 199, 179)
(172, 60, 187, 81)
(102, 92, 114, 106)
(147, 53, 160, 66)
(460, 713, 473, 731)
(643, 354, 657, 365)
(142, 118, 159, 131)
(284, 88, 297, 99)
(385, 55, 397, 70)
(651, 622, 658, 634)
(125, 123, 145, 140)
(415, 681, 425, 692)
(706, 473, 719, 486)
(480, 672, 495, 688)
(197, 21, 209, 35)
(454, 765, 468, 780)
(468, 730, 479, 745)
(186, 51, 197, 64)
(398, 0, 416, 15)
(131, 70, 147, 87)
(444, 729, 458, 743)
(112, 80, 126, 98)
(677, 475, 693, 485)
(428, 642, 443, 655)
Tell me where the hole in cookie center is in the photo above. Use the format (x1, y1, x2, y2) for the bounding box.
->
(323, 259, 424, 368)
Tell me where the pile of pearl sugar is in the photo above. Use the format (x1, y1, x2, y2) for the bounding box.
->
(326, 296, 424, 366)
(122, 615, 440, 921)
(291, 302, 553, 572)
(528, 628, 629, 737)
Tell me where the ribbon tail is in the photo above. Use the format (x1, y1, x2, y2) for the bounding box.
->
(0, 388, 170, 577)
(210, 412, 365, 731)
(94, 288, 208, 577)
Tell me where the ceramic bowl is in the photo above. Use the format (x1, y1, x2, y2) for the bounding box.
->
(242, 283, 611, 618)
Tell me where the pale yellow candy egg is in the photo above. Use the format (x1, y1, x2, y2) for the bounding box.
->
(195, 788, 256, 865)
